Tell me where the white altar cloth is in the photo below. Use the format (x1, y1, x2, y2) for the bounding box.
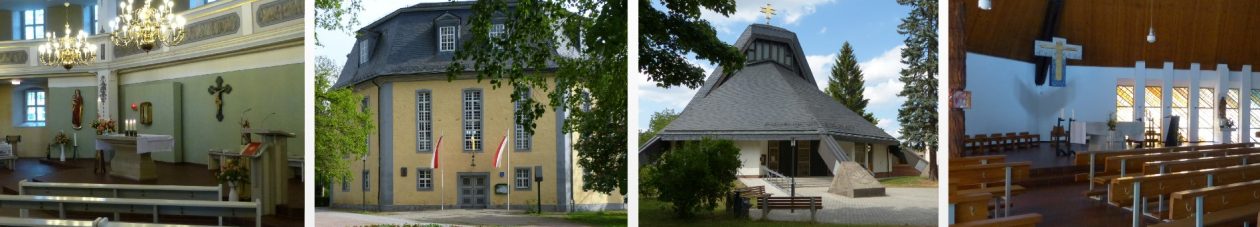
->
(95, 134, 175, 154)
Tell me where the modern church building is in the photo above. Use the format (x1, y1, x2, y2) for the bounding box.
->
(329, 1, 624, 211)
(640, 24, 918, 197)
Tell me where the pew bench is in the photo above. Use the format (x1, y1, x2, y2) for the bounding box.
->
(950, 155, 1005, 167)
(757, 196, 824, 222)
(0, 216, 222, 227)
(0, 195, 259, 227)
(19, 180, 222, 201)
(1158, 179, 1260, 227)
(950, 162, 1031, 217)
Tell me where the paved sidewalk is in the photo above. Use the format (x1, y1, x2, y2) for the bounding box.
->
(749, 187, 938, 226)
(315, 208, 590, 227)
(315, 208, 425, 226)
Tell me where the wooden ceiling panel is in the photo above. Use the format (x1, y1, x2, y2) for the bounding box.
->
(958, 0, 1260, 71)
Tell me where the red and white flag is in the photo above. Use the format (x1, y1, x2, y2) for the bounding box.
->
(431, 136, 443, 169)
(493, 132, 509, 168)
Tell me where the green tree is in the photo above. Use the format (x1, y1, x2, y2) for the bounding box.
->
(314, 56, 375, 190)
(643, 138, 741, 218)
(638, 109, 680, 145)
(448, 0, 627, 195)
(314, 0, 362, 46)
(825, 42, 878, 125)
(640, 0, 746, 89)
(896, 0, 938, 180)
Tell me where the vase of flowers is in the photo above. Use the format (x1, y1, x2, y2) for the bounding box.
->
(90, 119, 115, 135)
(52, 132, 71, 162)
(214, 159, 249, 201)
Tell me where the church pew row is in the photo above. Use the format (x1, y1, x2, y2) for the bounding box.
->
(1109, 163, 1260, 224)
(0, 195, 259, 227)
(1074, 143, 1254, 176)
(1157, 179, 1260, 227)
(1089, 147, 1260, 189)
(950, 161, 1031, 217)
(948, 185, 1042, 227)
(0, 216, 221, 227)
(1142, 153, 1260, 175)
(19, 180, 222, 201)
(949, 155, 1005, 167)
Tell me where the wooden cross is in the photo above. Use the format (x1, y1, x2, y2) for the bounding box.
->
(207, 76, 232, 122)
(1033, 37, 1082, 87)
(760, 4, 776, 25)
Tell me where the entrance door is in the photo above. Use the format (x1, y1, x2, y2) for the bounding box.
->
(795, 141, 811, 176)
(458, 173, 489, 209)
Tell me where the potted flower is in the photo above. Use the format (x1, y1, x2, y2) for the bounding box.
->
(51, 132, 72, 162)
(90, 119, 115, 135)
(214, 159, 249, 201)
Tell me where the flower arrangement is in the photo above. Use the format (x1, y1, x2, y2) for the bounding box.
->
(90, 119, 115, 135)
(1221, 118, 1236, 129)
(52, 132, 71, 145)
(214, 159, 249, 184)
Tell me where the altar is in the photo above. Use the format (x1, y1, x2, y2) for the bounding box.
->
(96, 134, 175, 181)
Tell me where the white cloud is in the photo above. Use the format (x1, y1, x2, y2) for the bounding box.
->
(859, 45, 907, 105)
(700, 0, 836, 33)
(805, 54, 837, 90)
(877, 118, 902, 138)
(819, 26, 828, 34)
(637, 59, 712, 111)
(864, 79, 905, 105)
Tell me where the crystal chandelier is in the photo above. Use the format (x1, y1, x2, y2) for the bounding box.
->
(39, 3, 97, 70)
(109, 0, 186, 52)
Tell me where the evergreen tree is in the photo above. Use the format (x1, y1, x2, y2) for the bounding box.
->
(825, 42, 878, 125)
(896, 0, 939, 180)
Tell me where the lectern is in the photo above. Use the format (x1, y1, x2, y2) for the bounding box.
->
(243, 129, 294, 215)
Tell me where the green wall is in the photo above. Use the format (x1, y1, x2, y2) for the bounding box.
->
(47, 86, 99, 159)
(46, 63, 304, 164)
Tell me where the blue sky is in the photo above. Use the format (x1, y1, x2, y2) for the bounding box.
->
(637, 0, 912, 138)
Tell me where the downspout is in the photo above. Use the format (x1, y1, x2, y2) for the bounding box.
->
(370, 78, 382, 211)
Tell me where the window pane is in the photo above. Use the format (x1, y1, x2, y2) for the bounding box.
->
(1199, 88, 1215, 142)
(1144, 86, 1162, 134)
(26, 108, 35, 121)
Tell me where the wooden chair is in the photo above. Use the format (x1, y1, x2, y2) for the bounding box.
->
(4, 136, 18, 158)
(1017, 132, 1032, 148)
(991, 133, 1006, 151)
(1050, 126, 1066, 149)
(1005, 133, 1019, 150)
(974, 134, 990, 153)
(962, 135, 974, 155)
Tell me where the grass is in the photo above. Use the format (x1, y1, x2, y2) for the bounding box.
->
(563, 210, 628, 227)
(877, 176, 937, 188)
(639, 197, 893, 227)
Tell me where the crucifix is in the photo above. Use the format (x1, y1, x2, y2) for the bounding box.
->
(760, 4, 775, 25)
(207, 76, 233, 122)
(1033, 37, 1081, 87)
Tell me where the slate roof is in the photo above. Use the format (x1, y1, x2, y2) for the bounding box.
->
(655, 24, 898, 145)
(332, 1, 558, 88)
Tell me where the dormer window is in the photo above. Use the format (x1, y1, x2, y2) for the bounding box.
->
(359, 40, 370, 64)
(489, 24, 505, 38)
(439, 26, 457, 52)
(745, 40, 797, 71)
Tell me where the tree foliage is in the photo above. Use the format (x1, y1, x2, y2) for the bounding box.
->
(638, 109, 680, 145)
(314, 0, 363, 46)
(447, 0, 627, 195)
(314, 55, 375, 187)
(642, 138, 741, 218)
(640, 0, 745, 89)
(825, 42, 878, 125)
(896, 0, 939, 179)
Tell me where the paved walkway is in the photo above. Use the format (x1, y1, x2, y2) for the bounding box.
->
(749, 187, 938, 226)
(315, 207, 589, 227)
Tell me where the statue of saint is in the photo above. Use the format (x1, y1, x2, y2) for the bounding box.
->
(72, 90, 83, 130)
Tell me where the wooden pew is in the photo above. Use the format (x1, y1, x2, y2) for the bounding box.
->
(950, 162, 1032, 217)
(950, 155, 1005, 167)
(951, 214, 1043, 227)
(0, 216, 221, 227)
(1110, 163, 1260, 225)
(0, 195, 259, 227)
(1158, 179, 1260, 227)
(1143, 153, 1260, 175)
(19, 180, 221, 201)
(1092, 147, 1260, 188)
(1075, 143, 1255, 189)
(949, 185, 1043, 227)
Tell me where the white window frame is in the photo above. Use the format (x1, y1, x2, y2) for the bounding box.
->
(24, 89, 45, 126)
(463, 89, 482, 151)
(514, 167, 531, 190)
(23, 9, 45, 40)
(359, 40, 370, 64)
(415, 168, 433, 190)
(514, 90, 531, 151)
(416, 91, 433, 152)
(439, 26, 457, 52)
(489, 24, 505, 38)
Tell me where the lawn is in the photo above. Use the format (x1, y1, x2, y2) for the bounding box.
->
(877, 176, 937, 188)
(639, 197, 892, 227)
(563, 210, 628, 227)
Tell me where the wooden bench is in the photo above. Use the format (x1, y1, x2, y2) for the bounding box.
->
(0, 216, 221, 227)
(1092, 147, 1260, 188)
(733, 185, 770, 199)
(1110, 163, 1260, 224)
(950, 161, 1031, 217)
(1158, 179, 1260, 227)
(950, 184, 1042, 226)
(952, 214, 1043, 227)
(1143, 153, 1260, 175)
(1074, 143, 1254, 185)
(950, 155, 1005, 167)
(0, 194, 259, 227)
(757, 196, 823, 222)
(20, 180, 222, 201)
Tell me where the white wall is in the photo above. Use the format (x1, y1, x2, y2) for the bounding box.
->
(734, 140, 766, 176)
(966, 52, 1257, 143)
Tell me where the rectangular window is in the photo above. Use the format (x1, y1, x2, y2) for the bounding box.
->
(1144, 86, 1162, 136)
(342, 179, 349, 192)
(359, 40, 370, 64)
(415, 168, 433, 190)
(23, 9, 45, 40)
(514, 167, 531, 190)
(362, 170, 371, 192)
(91, 5, 98, 34)
(1251, 89, 1260, 143)
(439, 26, 457, 52)
(489, 24, 506, 38)
(463, 90, 482, 151)
(25, 90, 45, 126)
(416, 91, 433, 152)
(1199, 88, 1215, 142)
(1117, 85, 1134, 122)
(1228, 89, 1240, 142)
(1172, 87, 1190, 142)
(514, 90, 531, 151)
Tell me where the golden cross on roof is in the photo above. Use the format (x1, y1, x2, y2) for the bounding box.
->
(760, 4, 776, 25)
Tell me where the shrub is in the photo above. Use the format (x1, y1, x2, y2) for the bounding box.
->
(643, 138, 741, 218)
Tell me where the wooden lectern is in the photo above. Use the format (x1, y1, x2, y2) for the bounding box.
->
(243, 129, 294, 215)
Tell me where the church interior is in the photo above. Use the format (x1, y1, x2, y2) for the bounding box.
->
(0, 0, 303, 226)
(949, 0, 1260, 226)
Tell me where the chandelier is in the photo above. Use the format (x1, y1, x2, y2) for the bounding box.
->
(39, 3, 97, 70)
(109, 0, 186, 52)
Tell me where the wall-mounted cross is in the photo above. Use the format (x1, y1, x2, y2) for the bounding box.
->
(760, 4, 776, 25)
(207, 76, 232, 122)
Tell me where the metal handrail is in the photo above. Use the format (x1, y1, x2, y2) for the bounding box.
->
(760, 166, 792, 192)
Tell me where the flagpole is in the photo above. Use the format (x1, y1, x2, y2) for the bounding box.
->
(507, 130, 512, 211)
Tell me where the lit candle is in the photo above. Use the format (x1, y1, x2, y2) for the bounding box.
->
(73, 133, 77, 146)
